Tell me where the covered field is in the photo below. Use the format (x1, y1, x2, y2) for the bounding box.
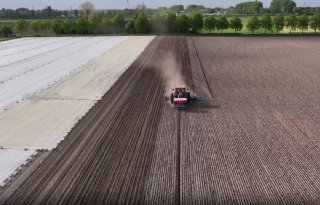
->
(0, 37, 128, 111)
(0, 36, 154, 188)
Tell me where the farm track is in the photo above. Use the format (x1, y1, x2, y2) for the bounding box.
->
(2, 36, 320, 204)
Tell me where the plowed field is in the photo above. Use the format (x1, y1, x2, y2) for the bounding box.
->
(2, 36, 320, 204)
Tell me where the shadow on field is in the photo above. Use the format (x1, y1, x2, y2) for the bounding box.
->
(186, 99, 221, 113)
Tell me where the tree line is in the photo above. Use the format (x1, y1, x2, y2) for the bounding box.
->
(270, 0, 297, 14)
(0, 6, 76, 19)
(233, 0, 298, 15)
(245, 13, 320, 34)
(1, 12, 320, 37)
(234, 1, 263, 15)
(0, 0, 318, 25)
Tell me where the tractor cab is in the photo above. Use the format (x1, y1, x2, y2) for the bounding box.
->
(171, 85, 191, 109)
(173, 85, 188, 97)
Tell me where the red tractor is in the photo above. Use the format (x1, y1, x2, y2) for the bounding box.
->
(165, 85, 203, 109)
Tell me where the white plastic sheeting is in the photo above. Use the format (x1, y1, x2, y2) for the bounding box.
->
(0, 149, 36, 187)
(34, 36, 155, 100)
(0, 100, 96, 150)
(0, 36, 155, 150)
(0, 37, 128, 112)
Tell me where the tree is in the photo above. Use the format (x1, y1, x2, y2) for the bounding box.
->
(41, 21, 52, 36)
(285, 15, 297, 33)
(52, 19, 63, 35)
(112, 13, 125, 33)
(0, 21, 3, 31)
(273, 14, 285, 34)
(234, 1, 263, 15)
(63, 19, 74, 34)
(176, 15, 191, 33)
(204, 17, 217, 33)
(15, 19, 28, 36)
(270, 0, 296, 14)
(101, 18, 113, 34)
(44, 6, 52, 17)
(216, 16, 229, 33)
(1, 26, 13, 37)
(260, 15, 272, 33)
(164, 13, 176, 33)
(253, 0, 264, 14)
(246, 16, 260, 34)
(187, 5, 205, 12)
(31, 20, 42, 36)
(297, 14, 309, 34)
(170, 5, 184, 13)
(125, 21, 135, 34)
(229, 17, 243, 34)
(191, 13, 203, 32)
(134, 12, 150, 33)
(89, 12, 103, 24)
(4, 9, 14, 18)
(76, 17, 90, 34)
(151, 13, 165, 33)
(310, 13, 320, 34)
(79, 1, 95, 18)
(88, 13, 103, 34)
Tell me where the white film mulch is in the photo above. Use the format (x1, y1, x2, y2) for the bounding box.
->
(0, 37, 128, 112)
(0, 149, 36, 187)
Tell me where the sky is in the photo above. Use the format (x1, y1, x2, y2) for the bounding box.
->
(0, 0, 319, 10)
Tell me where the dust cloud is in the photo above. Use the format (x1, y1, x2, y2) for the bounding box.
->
(157, 52, 186, 93)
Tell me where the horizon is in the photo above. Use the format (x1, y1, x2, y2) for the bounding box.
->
(0, 0, 319, 10)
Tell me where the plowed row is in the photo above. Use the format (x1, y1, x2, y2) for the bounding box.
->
(2, 36, 320, 204)
(180, 36, 320, 204)
(0, 36, 190, 204)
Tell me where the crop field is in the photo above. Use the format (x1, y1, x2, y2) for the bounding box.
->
(2, 36, 320, 204)
(0, 37, 128, 111)
(0, 36, 153, 186)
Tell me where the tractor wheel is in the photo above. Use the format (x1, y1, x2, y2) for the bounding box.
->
(187, 93, 191, 103)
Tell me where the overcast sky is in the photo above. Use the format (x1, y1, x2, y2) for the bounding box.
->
(0, 0, 319, 10)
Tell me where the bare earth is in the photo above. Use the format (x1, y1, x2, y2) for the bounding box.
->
(2, 36, 320, 204)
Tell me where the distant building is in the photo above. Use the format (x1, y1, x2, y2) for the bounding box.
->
(175, 10, 186, 16)
(303, 7, 320, 14)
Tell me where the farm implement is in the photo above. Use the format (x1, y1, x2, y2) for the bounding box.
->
(164, 84, 204, 109)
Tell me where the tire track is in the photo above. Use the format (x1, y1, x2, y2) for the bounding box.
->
(190, 37, 213, 99)
(175, 110, 181, 205)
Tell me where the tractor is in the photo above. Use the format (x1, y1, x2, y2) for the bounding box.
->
(165, 84, 203, 109)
